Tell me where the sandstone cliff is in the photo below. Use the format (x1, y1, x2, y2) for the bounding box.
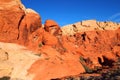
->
(0, 0, 120, 80)
(0, 0, 41, 45)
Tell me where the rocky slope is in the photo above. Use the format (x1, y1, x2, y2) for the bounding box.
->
(0, 0, 120, 80)
(62, 20, 120, 35)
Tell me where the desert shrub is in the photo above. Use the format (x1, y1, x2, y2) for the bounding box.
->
(35, 53, 41, 57)
(45, 58, 50, 60)
(83, 65, 93, 73)
(63, 47, 67, 52)
(79, 56, 93, 73)
(79, 56, 85, 62)
(0, 76, 10, 80)
(38, 42, 43, 47)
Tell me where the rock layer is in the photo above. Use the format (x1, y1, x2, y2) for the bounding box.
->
(62, 20, 120, 35)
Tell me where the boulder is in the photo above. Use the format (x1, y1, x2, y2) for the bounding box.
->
(44, 20, 62, 36)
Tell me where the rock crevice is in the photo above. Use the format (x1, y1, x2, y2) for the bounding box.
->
(17, 14, 25, 40)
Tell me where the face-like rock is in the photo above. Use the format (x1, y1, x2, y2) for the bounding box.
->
(44, 20, 62, 36)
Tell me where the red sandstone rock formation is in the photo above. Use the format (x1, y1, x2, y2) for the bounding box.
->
(44, 20, 62, 36)
(0, 0, 41, 45)
(0, 0, 25, 42)
(28, 49, 85, 80)
(28, 23, 120, 80)
(18, 9, 41, 45)
(0, 0, 120, 80)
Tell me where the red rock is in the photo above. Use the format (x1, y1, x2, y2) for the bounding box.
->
(0, 0, 25, 42)
(18, 9, 42, 45)
(68, 29, 120, 67)
(28, 49, 85, 80)
(28, 27, 60, 52)
(27, 28, 44, 51)
(29, 59, 85, 80)
(113, 46, 120, 57)
(0, 0, 42, 45)
(0, 0, 120, 79)
(44, 20, 62, 36)
(28, 22, 120, 79)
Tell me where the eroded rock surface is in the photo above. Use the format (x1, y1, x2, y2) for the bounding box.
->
(0, 0, 120, 80)
(44, 20, 62, 36)
(18, 9, 41, 45)
(62, 20, 120, 35)
(0, 0, 41, 45)
(0, 42, 39, 80)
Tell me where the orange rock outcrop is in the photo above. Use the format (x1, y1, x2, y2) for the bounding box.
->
(44, 20, 62, 36)
(0, 0, 120, 80)
(0, 0, 41, 45)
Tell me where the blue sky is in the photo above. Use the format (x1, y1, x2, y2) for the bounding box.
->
(21, 0, 120, 26)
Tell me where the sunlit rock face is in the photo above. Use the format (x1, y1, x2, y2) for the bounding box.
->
(44, 20, 62, 36)
(18, 8, 41, 45)
(0, 0, 42, 45)
(0, 0, 120, 80)
(0, 0, 25, 42)
(62, 20, 120, 35)
(27, 21, 120, 80)
(62, 20, 120, 67)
